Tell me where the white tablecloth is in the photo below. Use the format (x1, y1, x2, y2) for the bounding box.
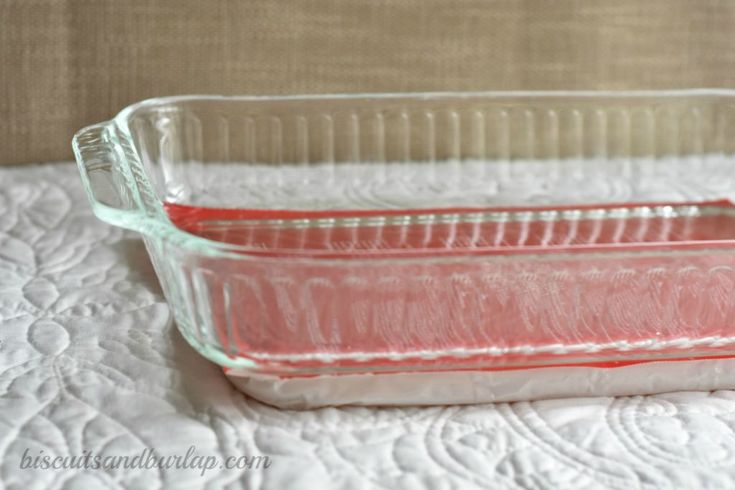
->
(2, 163, 735, 489)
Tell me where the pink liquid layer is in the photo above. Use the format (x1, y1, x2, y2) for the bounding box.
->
(166, 200, 735, 258)
(164, 200, 735, 372)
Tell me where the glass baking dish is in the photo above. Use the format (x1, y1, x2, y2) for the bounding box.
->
(73, 91, 735, 407)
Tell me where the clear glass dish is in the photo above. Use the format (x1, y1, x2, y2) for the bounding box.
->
(73, 91, 735, 406)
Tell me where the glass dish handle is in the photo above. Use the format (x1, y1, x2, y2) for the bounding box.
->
(72, 122, 148, 232)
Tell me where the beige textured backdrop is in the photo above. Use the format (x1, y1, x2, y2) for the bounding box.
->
(2, 0, 735, 165)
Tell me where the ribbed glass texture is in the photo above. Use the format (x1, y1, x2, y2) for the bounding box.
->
(73, 91, 735, 375)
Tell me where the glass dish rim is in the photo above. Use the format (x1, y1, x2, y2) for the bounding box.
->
(75, 89, 735, 263)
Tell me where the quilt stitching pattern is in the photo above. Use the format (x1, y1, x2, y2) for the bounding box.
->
(1, 164, 735, 489)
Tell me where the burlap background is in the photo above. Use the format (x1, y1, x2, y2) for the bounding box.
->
(2, 0, 735, 165)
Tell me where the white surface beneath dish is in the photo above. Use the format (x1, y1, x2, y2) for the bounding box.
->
(3, 163, 735, 489)
(227, 359, 735, 409)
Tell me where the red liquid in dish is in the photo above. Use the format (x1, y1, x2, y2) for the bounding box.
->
(165, 200, 735, 257)
(164, 200, 735, 372)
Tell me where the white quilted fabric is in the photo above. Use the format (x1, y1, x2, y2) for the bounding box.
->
(2, 163, 735, 489)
